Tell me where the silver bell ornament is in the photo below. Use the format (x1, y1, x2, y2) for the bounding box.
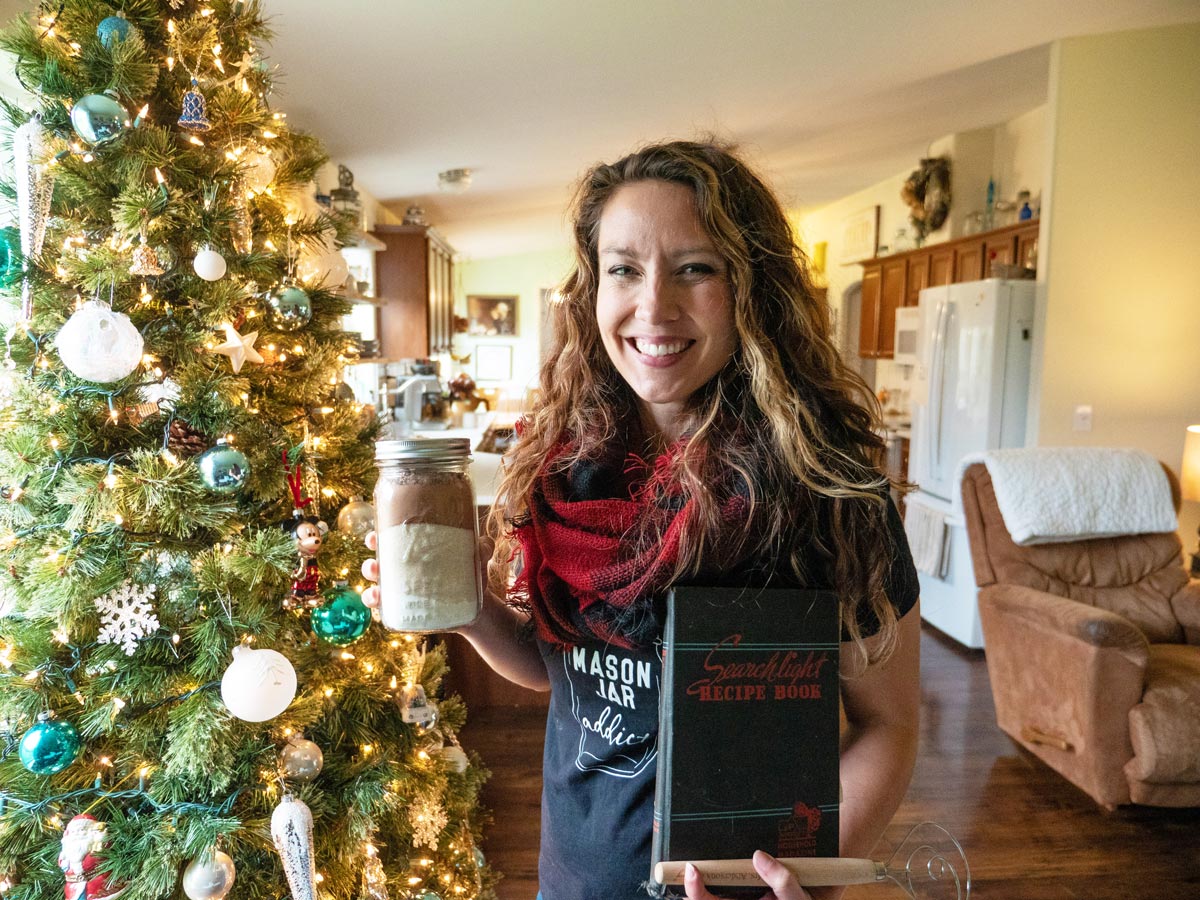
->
(220, 645, 297, 722)
(280, 735, 324, 782)
(70, 91, 131, 146)
(336, 496, 375, 538)
(193, 246, 227, 281)
(267, 281, 312, 332)
(56, 300, 144, 383)
(182, 849, 236, 900)
(271, 794, 317, 900)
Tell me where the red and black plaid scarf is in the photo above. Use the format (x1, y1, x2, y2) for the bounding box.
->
(510, 437, 750, 649)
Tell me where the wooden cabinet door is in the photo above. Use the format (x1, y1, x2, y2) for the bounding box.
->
(375, 228, 429, 360)
(929, 247, 954, 287)
(1015, 224, 1039, 272)
(954, 241, 984, 282)
(877, 257, 907, 358)
(906, 252, 929, 307)
(984, 234, 1017, 277)
(859, 264, 882, 358)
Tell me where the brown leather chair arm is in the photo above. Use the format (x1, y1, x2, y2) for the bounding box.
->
(978, 583, 1149, 806)
(1169, 579, 1200, 645)
(981, 583, 1151, 663)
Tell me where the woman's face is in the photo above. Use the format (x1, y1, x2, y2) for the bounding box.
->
(595, 180, 737, 441)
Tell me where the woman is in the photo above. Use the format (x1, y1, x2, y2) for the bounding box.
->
(363, 140, 920, 900)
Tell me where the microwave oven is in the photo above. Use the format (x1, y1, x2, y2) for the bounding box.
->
(893, 306, 920, 366)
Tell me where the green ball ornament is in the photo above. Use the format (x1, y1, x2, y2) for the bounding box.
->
(96, 15, 135, 49)
(197, 440, 250, 494)
(70, 91, 131, 146)
(416, 893, 442, 900)
(267, 282, 312, 332)
(18, 713, 81, 775)
(311, 583, 370, 646)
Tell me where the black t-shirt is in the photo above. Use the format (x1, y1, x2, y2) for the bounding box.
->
(535, 497, 919, 900)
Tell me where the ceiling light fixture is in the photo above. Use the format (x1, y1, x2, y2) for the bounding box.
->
(437, 168, 473, 194)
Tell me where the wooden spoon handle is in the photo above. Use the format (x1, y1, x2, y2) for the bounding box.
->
(654, 856, 886, 887)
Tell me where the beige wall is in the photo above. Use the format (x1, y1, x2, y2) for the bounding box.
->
(455, 246, 575, 396)
(1033, 23, 1200, 547)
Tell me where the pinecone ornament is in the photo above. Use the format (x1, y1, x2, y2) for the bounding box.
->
(167, 419, 209, 457)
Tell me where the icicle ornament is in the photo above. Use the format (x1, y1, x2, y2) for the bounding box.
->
(13, 117, 54, 320)
(271, 794, 318, 900)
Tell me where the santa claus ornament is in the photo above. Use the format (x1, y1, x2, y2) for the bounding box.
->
(58, 814, 126, 900)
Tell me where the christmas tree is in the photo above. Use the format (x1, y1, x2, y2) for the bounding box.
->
(0, 3, 492, 899)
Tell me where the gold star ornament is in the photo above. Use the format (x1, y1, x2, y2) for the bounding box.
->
(211, 322, 264, 373)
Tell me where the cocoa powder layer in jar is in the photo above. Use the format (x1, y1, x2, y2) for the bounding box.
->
(374, 468, 481, 633)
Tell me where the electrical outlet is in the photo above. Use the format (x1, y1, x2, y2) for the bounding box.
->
(1073, 404, 1093, 432)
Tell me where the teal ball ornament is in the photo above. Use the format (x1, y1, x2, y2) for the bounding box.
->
(96, 15, 135, 49)
(70, 91, 131, 146)
(311, 583, 370, 646)
(267, 282, 312, 332)
(18, 714, 81, 775)
(0, 226, 20, 287)
(197, 440, 250, 494)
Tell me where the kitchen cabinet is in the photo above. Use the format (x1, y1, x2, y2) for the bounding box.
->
(856, 220, 1039, 359)
(858, 257, 906, 358)
(373, 224, 456, 360)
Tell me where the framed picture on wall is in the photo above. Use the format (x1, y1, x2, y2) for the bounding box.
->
(475, 344, 513, 382)
(840, 206, 880, 263)
(467, 294, 519, 336)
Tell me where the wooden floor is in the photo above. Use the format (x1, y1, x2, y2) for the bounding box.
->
(459, 625, 1200, 900)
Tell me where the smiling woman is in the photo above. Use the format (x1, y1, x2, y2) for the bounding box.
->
(595, 179, 738, 441)
(362, 139, 921, 900)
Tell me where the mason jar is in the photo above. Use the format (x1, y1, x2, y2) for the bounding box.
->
(373, 438, 482, 632)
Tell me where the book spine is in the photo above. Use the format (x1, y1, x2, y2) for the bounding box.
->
(649, 608, 676, 893)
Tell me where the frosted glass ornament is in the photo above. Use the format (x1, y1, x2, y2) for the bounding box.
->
(56, 300, 144, 383)
(220, 646, 296, 722)
(271, 794, 317, 900)
(193, 247, 227, 281)
(182, 849, 236, 900)
(243, 150, 276, 193)
(336, 497, 375, 538)
(280, 735, 324, 782)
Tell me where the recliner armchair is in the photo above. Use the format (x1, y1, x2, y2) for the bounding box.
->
(960, 461, 1200, 808)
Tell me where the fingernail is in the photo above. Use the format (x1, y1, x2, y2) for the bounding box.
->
(685, 864, 697, 878)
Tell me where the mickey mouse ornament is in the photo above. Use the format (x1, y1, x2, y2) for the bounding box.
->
(281, 450, 326, 609)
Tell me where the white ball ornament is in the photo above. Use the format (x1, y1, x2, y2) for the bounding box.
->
(182, 849, 236, 900)
(56, 300, 144, 383)
(220, 646, 297, 722)
(193, 247, 227, 281)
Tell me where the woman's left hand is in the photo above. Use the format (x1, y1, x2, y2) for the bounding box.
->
(683, 852, 814, 900)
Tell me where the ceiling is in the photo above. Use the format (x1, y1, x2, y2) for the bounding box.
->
(4, 1, 1200, 258)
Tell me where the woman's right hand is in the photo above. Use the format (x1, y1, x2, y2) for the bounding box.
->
(361, 530, 381, 608)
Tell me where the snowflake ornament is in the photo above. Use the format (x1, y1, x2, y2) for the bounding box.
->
(95, 581, 160, 655)
(408, 794, 448, 850)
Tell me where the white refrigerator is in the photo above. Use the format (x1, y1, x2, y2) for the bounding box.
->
(908, 278, 1036, 648)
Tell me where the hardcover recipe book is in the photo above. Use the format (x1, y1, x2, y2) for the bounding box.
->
(650, 586, 840, 897)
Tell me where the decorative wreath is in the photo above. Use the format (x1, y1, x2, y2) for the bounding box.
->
(901, 156, 952, 240)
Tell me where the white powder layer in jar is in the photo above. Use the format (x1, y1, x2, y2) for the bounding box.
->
(377, 523, 479, 631)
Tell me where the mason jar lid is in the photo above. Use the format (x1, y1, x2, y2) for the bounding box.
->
(374, 437, 471, 463)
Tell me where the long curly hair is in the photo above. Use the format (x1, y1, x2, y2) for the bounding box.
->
(489, 139, 905, 662)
